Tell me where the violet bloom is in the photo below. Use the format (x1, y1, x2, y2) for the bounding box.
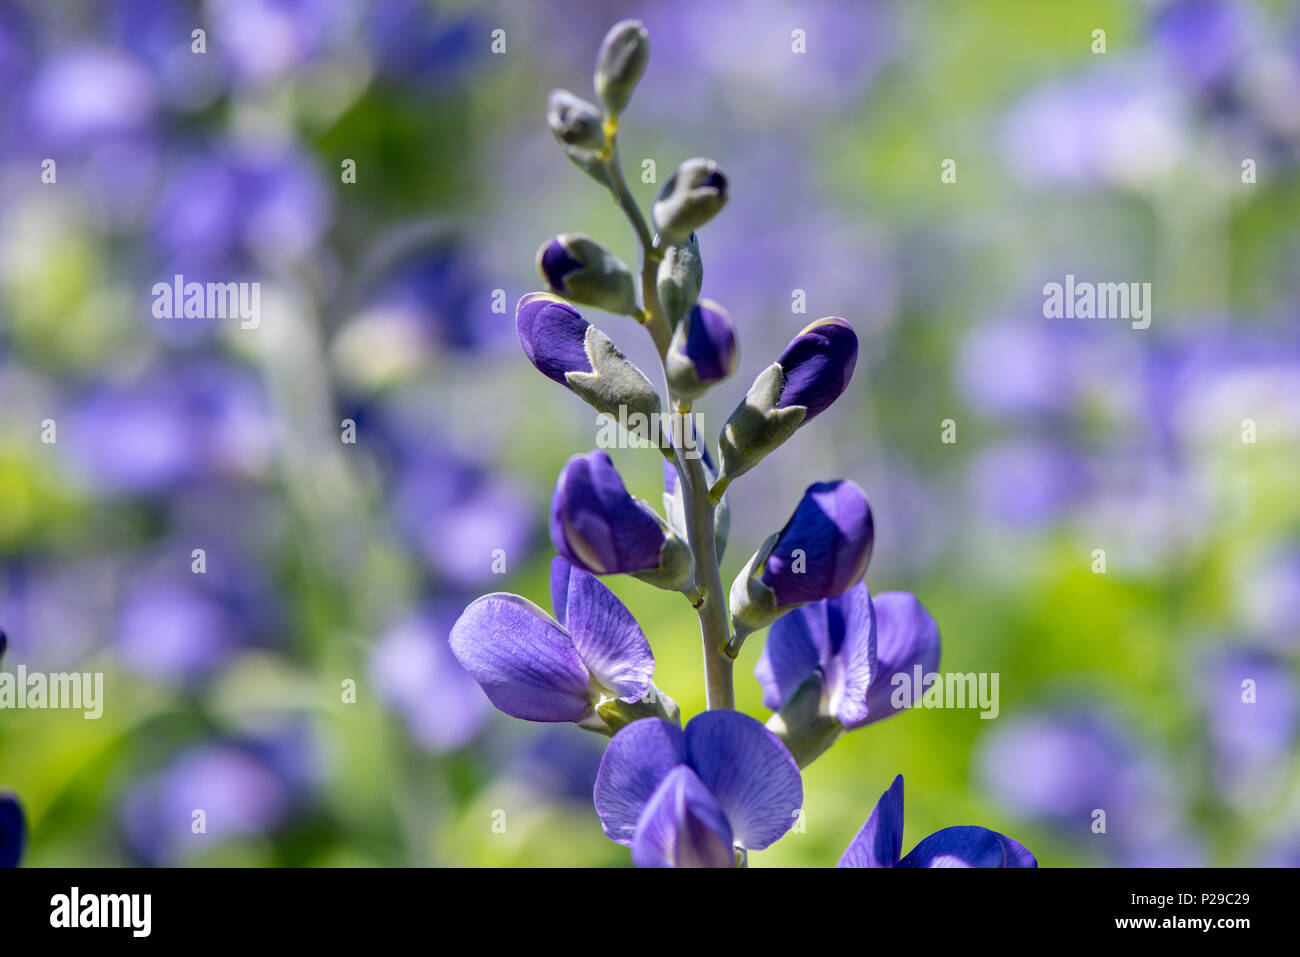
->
(26, 46, 156, 148)
(550, 450, 692, 589)
(757, 585, 940, 731)
(730, 479, 874, 645)
(775, 318, 859, 421)
(667, 298, 739, 399)
(593, 711, 802, 868)
(840, 775, 1036, 868)
(0, 792, 24, 868)
(450, 558, 654, 727)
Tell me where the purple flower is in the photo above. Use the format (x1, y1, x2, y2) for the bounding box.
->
(26, 46, 156, 148)
(731, 479, 874, 645)
(756, 585, 940, 730)
(1151, 0, 1253, 93)
(550, 450, 691, 587)
(593, 711, 802, 867)
(766, 480, 875, 606)
(449, 558, 654, 725)
(516, 292, 594, 387)
(839, 775, 1036, 868)
(667, 298, 739, 398)
(775, 317, 858, 421)
(0, 792, 25, 868)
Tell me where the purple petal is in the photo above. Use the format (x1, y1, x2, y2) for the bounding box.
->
(448, 594, 591, 722)
(685, 711, 802, 850)
(631, 766, 736, 868)
(754, 601, 826, 712)
(837, 774, 904, 867)
(539, 239, 583, 291)
(680, 299, 738, 383)
(898, 825, 1035, 868)
(824, 583, 877, 729)
(762, 480, 874, 606)
(775, 318, 858, 420)
(863, 592, 942, 725)
(594, 719, 688, 846)
(549, 558, 653, 702)
(549, 450, 665, 575)
(516, 293, 593, 387)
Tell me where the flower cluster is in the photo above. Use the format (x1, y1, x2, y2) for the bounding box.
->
(449, 20, 1035, 868)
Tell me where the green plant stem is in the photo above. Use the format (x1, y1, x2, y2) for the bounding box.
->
(603, 130, 735, 711)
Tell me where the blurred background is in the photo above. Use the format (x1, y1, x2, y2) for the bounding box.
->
(1, 0, 1298, 867)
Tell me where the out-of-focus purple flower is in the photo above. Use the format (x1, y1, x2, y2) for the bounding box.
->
(153, 143, 330, 269)
(593, 711, 802, 868)
(120, 725, 317, 865)
(0, 560, 118, 670)
(1197, 646, 1298, 806)
(371, 604, 490, 752)
(1151, 0, 1253, 93)
(839, 775, 1036, 868)
(115, 541, 279, 683)
(968, 437, 1090, 528)
(0, 792, 25, 868)
(550, 450, 690, 585)
(26, 46, 156, 148)
(756, 585, 940, 730)
(450, 558, 654, 725)
(62, 361, 276, 495)
(667, 298, 739, 399)
(211, 0, 350, 88)
(365, 0, 480, 82)
(105, 0, 225, 110)
(508, 729, 606, 805)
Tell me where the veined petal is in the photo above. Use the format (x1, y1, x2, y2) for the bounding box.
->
(762, 480, 873, 607)
(755, 600, 826, 712)
(631, 766, 735, 868)
(550, 558, 653, 702)
(448, 594, 591, 723)
(828, 583, 877, 729)
(685, 711, 802, 850)
(898, 826, 1010, 868)
(594, 718, 688, 846)
(863, 592, 941, 725)
(837, 774, 904, 868)
(996, 833, 1039, 868)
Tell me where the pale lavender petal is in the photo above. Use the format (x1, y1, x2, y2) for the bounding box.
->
(827, 583, 878, 729)
(448, 594, 591, 722)
(631, 766, 735, 868)
(685, 711, 802, 850)
(594, 718, 688, 846)
(863, 591, 941, 725)
(550, 558, 653, 702)
(837, 774, 904, 867)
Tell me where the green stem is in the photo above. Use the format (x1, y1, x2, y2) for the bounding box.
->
(603, 128, 734, 711)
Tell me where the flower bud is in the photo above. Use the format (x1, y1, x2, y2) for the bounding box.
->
(594, 19, 649, 116)
(516, 292, 661, 424)
(666, 298, 738, 400)
(551, 449, 695, 592)
(656, 233, 702, 328)
(716, 318, 857, 491)
(728, 479, 874, 652)
(547, 89, 605, 150)
(0, 792, 25, 868)
(652, 159, 728, 245)
(536, 233, 639, 316)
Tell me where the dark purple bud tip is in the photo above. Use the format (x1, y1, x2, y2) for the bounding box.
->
(550, 449, 667, 575)
(516, 292, 594, 387)
(539, 239, 584, 293)
(762, 479, 874, 607)
(0, 793, 25, 868)
(682, 300, 738, 383)
(776, 318, 858, 421)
